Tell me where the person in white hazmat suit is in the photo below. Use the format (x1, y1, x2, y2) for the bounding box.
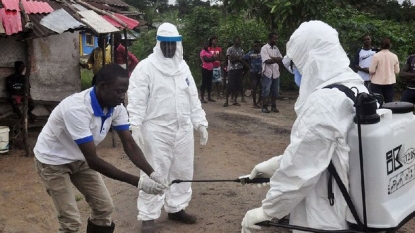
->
(127, 23, 209, 233)
(241, 20, 369, 233)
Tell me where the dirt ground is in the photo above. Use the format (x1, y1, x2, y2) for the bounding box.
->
(0, 90, 413, 233)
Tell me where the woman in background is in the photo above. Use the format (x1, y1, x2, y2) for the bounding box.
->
(200, 40, 216, 103)
(369, 38, 399, 103)
(209, 36, 223, 99)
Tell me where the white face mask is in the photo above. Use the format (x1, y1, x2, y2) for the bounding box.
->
(293, 67, 302, 87)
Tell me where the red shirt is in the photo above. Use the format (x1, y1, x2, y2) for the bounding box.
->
(208, 46, 222, 68)
(115, 44, 139, 76)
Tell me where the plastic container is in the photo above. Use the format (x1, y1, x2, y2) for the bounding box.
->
(0, 126, 10, 154)
(382, 101, 414, 121)
(347, 103, 415, 229)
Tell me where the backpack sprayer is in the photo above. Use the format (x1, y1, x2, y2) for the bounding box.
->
(346, 95, 415, 233)
(260, 87, 415, 233)
(171, 86, 415, 233)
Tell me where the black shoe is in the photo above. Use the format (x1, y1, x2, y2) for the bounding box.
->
(168, 210, 197, 224)
(141, 220, 155, 233)
(223, 102, 229, 107)
(262, 106, 270, 113)
(271, 106, 279, 113)
(208, 98, 216, 102)
(201, 100, 208, 103)
(87, 218, 115, 233)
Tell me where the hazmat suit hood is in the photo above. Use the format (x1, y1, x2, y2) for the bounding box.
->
(286, 21, 365, 113)
(148, 22, 185, 76)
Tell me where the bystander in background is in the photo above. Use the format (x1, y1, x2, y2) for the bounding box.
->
(369, 38, 399, 103)
(353, 34, 378, 88)
(243, 41, 263, 108)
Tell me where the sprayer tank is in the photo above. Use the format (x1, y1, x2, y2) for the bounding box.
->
(347, 104, 415, 229)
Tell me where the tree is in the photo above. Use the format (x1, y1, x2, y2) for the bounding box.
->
(131, 0, 415, 90)
(226, 0, 276, 30)
(123, 0, 169, 25)
(174, 0, 210, 16)
(269, 0, 330, 33)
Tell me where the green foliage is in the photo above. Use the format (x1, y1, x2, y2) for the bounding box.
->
(130, 0, 415, 92)
(80, 69, 93, 90)
(216, 15, 268, 51)
(181, 7, 222, 84)
(269, 0, 329, 33)
(175, 0, 210, 16)
(324, 4, 415, 91)
(227, 0, 275, 29)
(131, 29, 157, 62)
(346, 0, 415, 22)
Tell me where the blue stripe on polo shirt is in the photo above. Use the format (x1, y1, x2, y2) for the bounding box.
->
(89, 87, 114, 117)
(113, 124, 130, 131)
(75, 135, 94, 145)
(90, 87, 115, 132)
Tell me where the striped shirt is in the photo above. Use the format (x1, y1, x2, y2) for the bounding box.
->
(261, 43, 282, 79)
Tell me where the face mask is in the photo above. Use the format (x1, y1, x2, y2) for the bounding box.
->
(293, 67, 302, 87)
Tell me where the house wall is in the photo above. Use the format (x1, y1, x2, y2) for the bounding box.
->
(30, 32, 81, 102)
(0, 32, 81, 116)
(80, 31, 98, 56)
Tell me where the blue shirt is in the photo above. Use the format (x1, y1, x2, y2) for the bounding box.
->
(243, 51, 262, 73)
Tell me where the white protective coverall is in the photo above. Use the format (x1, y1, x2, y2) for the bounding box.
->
(127, 23, 208, 220)
(241, 21, 368, 233)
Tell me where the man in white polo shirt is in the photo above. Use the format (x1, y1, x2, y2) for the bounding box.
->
(34, 64, 168, 233)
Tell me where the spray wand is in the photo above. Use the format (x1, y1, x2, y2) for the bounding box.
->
(171, 177, 270, 185)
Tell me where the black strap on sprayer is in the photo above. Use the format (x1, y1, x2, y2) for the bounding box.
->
(324, 84, 366, 230)
(327, 161, 364, 229)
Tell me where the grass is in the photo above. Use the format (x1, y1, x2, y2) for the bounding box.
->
(81, 69, 93, 90)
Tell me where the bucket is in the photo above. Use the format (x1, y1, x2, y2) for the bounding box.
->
(0, 126, 10, 154)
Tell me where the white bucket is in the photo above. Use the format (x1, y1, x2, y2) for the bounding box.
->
(0, 126, 10, 154)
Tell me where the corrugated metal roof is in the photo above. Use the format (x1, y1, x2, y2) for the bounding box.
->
(28, 13, 55, 38)
(0, 8, 22, 35)
(102, 13, 139, 30)
(71, 3, 88, 12)
(23, 1, 53, 14)
(84, 0, 129, 8)
(85, 1, 120, 12)
(40, 8, 84, 33)
(1, 0, 19, 11)
(77, 10, 119, 34)
(0, 0, 140, 38)
(27, 0, 78, 38)
(114, 13, 139, 28)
